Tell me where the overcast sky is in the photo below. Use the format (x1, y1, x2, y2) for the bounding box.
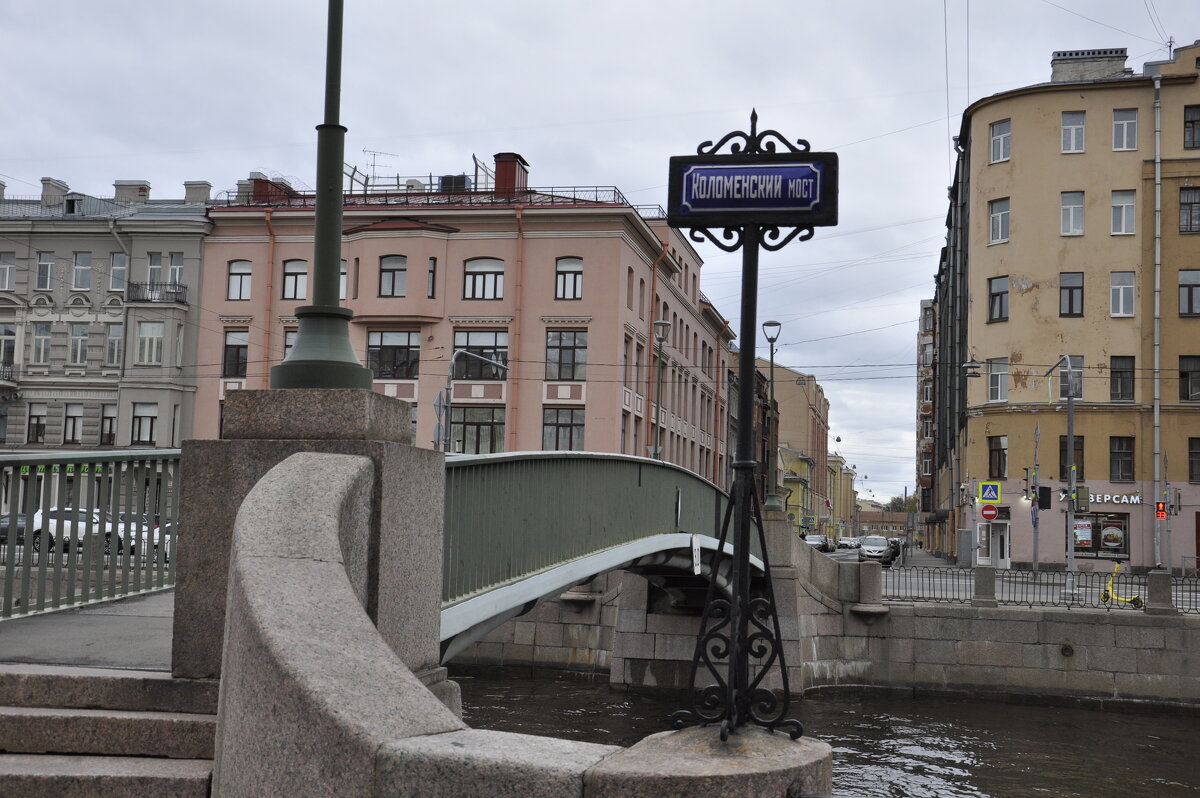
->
(4, 1, 1197, 499)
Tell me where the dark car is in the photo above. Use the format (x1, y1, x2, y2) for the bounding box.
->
(0, 513, 28, 547)
(804, 533, 834, 553)
(858, 535, 897, 567)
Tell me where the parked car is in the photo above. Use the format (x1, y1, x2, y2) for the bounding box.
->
(838, 536, 861, 549)
(804, 534, 834, 553)
(29, 508, 127, 555)
(0, 513, 28, 547)
(858, 535, 897, 567)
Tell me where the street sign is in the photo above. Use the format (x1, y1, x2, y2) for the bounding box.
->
(979, 482, 1002, 503)
(981, 504, 999, 521)
(667, 152, 839, 228)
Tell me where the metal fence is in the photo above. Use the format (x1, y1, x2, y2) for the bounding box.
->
(0, 449, 181, 620)
(1174, 576, 1200, 614)
(882, 566, 973, 604)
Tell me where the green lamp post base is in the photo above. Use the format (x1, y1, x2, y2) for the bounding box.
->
(269, 305, 373, 389)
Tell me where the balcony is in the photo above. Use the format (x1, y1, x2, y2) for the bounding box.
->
(127, 282, 188, 304)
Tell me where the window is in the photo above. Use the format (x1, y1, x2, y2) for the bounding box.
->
(131, 403, 157, 445)
(988, 276, 1009, 321)
(1181, 356, 1200, 401)
(1182, 188, 1200, 233)
(105, 324, 123, 367)
(987, 358, 1008, 401)
(1059, 355, 1083, 399)
(427, 258, 437, 299)
(0, 324, 14, 367)
(453, 330, 508, 380)
(1112, 109, 1137, 150)
(69, 323, 89, 366)
(100, 405, 117, 446)
(463, 258, 503, 300)
(1073, 512, 1129, 557)
(168, 252, 184, 284)
(1110, 272, 1135, 316)
(110, 253, 127, 292)
(227, 260, 252, 300)
(223, 331, 249, 378)
(36, 252, 54, 291)
(1060, 273, 1083, 317)
(1111, 191, 1135, 235)
(988, 198, 1009, 243)
(1060, 192, 1084, 236)
(32, 322, 51, 364)
(72, 252, 92, 291)
(989, 119, 1011, 163)
(283, 330, 297, 360)
(1110, 356, 1134, 401)
(0, 252, 13, 290)
(555, 257, 583, 300)
(543, 408, 584, 451)
(379, 255, 407, 297)
(545, 330, 587, 381)
(282, 260, 307, 300)
(922, 380, 932, 402)
(449, 407, 505, 454)
(27, 403, 47, 444)
(137, 321, 165, 364)
(367, 331, 420, 379)
(1062, 111, 1085, 152)
(148, 252, 162, 283)
(921, 418, 933, 439)
(339, 260, 347, 301)
(64, 404, 83, 444)
(988, 435, 1007, 479)
(1186, 106, 1200, 149)
(1109, 437, 1134, 481)
(1180, 270, 1200, 316)
(1059, 435, 1085, 480)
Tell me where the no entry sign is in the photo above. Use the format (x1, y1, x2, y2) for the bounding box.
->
(981, 504, 999, 521)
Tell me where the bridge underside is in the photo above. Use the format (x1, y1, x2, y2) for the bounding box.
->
(439, 533, 764, 662)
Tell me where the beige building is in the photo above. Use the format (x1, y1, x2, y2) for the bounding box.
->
(193, 154, 736, 483)
(931, 44, 1200, 572)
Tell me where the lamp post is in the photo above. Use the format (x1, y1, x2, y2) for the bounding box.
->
(652, 319, 671, 460)
(1046, 355, 1078, 598)
(762, 320, 782, 511)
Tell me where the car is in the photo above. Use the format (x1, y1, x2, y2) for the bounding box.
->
(29, 507, 127, 555)
(858, 535, 897, 567)
(838, 536, 861, 549)
(0, 513, 28, 547)
(803, 533, 834, 553)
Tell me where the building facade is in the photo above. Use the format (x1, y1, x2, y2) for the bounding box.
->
(193, 154, 736, 484)
(757, 358, 831, 535)
(0, 177, 211, 451)
(931, 44, 1200, 572)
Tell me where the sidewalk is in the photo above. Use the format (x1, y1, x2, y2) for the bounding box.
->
(0, 589, 173, 671)
(901, 546, 957, 568)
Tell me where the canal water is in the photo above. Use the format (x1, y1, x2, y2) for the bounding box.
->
(453, 667, 1200, 797)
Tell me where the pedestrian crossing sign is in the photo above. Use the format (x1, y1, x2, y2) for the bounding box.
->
(979, 482, 1002, 502)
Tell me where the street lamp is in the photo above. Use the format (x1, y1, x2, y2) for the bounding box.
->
(652, 319, 671, 461)
(762, 320, 782, 512)
(441, 348, 509, 452)
(1045, 355, 1078, 599)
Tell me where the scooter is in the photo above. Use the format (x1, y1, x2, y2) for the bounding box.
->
(1100, 562, 1143, 608)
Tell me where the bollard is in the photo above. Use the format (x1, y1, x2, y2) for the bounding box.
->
(972, 564, 997, 607)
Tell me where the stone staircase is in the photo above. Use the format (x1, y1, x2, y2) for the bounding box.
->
(0, 663, 217, 797)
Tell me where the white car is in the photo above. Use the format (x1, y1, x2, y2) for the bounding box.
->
(29, 507, 123, 555)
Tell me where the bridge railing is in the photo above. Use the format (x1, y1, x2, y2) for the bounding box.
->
(443, 452, 729, 607)
(0, 449, 180, 619)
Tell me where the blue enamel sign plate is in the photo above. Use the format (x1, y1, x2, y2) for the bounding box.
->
(667, 152, 838, 228)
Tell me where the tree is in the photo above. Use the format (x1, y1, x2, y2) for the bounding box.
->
(886, 495, 917, 513)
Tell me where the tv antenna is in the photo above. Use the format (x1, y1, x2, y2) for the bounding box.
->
(363, 149, 398, 183)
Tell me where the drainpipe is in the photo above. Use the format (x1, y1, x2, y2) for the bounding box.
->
(264, 208, 277, 389)
(109, 220, 129, 382)
(644, 243, 670, 454)
(1152, 75, 1164, 568)
(507, 205, 525, 451)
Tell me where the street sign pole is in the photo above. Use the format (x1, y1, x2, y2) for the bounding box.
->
(666, 111, 837, 742)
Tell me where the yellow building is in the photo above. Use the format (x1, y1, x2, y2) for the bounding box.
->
(932, 45, 1200, 572)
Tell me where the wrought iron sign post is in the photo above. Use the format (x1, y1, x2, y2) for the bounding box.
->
(666, 112, 838, 741)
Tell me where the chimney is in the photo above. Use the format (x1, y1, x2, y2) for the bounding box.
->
(184, 181, 212, 203)
(494, 152, 530, 194)
(1051, 48, 1130, 82)
(41, 177, 69, 207)
(114, 180, 151, 203)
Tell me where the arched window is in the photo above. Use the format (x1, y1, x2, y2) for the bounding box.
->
(227, 260, 252, 300)
(555, 257, 583, 300)
(463, 258, 504, 300)
(379, 255, 407, 297)
(282, 260, 307, 300)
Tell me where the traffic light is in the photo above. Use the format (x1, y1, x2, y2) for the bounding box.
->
(1038, 486, 1052, 510)
(1155, 501, 1167, 520)
(1075, 486, 1089, 512)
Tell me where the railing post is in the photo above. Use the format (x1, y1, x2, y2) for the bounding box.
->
(1144, 568, 1177, 615)
(972, 564, 997, 607)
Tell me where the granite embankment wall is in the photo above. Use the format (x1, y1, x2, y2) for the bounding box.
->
(458, 517, 1200, 710)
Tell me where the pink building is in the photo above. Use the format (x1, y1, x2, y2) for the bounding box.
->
(194, 154, 736, 484)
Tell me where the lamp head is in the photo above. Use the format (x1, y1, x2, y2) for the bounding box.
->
(762, 319, 781, 344)
(963, 359, 983, 378)
(653, 319, 671, 343)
